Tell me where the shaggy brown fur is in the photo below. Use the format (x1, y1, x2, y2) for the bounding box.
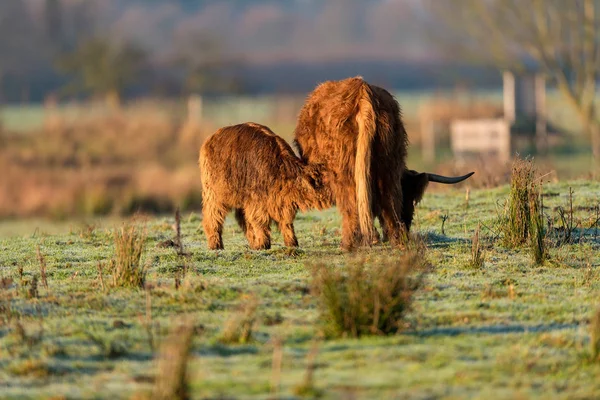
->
(199, 122, 332, 250)
(376, 169, 429, 242)
(295, 77, 475, 250)
(294, 76, 410, 249)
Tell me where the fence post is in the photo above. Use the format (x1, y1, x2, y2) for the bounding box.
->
(179, 94, 203, 145)
(421, 117, 435, 164)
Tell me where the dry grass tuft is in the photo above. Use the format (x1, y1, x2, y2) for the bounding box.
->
(219, 294, 259, 344)
(468, 223, 485, 269)
(501, 157, 537, 247)
(293, 336, 323, 398)
(36, 246, 48, 291)
(500, 156, 547, 263)
(26, 276, 39, 299)
(151, 322, 195, 400)
(591, 307, 600, 362)
(529, 186, 548, 265)
(110, 221, 147, 288)
(310, 251, 429, 338)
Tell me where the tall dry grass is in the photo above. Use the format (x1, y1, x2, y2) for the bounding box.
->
(219, 294, 259, 344)
(110, 221, 147, 288)
(501, 157, 538, 247)
(148, 322, 195, 400)
(498, 157, 548, 264)
(310, 251, 429, 338)
(468, 223, 485, 269)
(0, 115, 208, 219)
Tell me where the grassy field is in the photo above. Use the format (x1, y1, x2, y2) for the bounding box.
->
(1, 180, 600, 399)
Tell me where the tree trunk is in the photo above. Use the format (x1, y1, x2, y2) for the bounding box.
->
(590, 120, 600, 174)
(105, 89, 121, 111)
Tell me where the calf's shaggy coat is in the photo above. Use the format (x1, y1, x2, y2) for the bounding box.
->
(199, 123, 331, 250)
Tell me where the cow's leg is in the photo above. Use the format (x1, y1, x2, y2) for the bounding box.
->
(245, 209, 271, 250)
(235, 208, 257, 246)
(202, 200, 228, 250)
(337, 190, 360, 250)
(378, 177, 405, 247)
(378, 214, 389, 243)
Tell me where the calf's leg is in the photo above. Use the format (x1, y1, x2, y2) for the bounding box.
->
(245, 209, 271, 250)
(278, 221, 299, 247)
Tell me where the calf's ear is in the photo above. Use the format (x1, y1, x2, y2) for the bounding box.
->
(402, 170, 429, 205)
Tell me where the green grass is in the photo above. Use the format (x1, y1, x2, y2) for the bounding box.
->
(0, 181, 600, 398)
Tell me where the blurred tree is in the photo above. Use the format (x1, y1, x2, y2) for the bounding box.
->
(174, 32, 245, 96)
(424, 0, 600, 169)
(45, 0, 63, 50)
(56, 38, 146, 108)
(0, 0, 41, 103)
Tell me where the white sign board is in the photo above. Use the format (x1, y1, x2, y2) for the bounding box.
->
(450, 118, 511, 163)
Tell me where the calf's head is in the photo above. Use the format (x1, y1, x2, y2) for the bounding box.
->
(296, 163, 335, 211)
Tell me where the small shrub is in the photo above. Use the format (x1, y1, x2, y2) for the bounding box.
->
(110, 222, 147, 288)
(555, 187, 578, 245)
(468, 223, 485, 269)
(501, 157, 537, 247)
(219, 294, 258, 344)
(591, 307, 600, 361)
(310, 251, 428, 338)
(151, 323, 195, 400)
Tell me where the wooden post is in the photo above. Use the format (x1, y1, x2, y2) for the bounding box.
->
(503, 71, 516, 124)
(421, 115, 435, 164)
(178, 94, 203, 145)
(535, 74, 548, 156)
(187, 94, 202, 124)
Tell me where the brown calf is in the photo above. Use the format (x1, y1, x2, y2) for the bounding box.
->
(199, 122, 331, 250)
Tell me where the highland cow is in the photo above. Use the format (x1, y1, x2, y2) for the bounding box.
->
(199, 122, 331, 250)
(294, 77, 473, 250)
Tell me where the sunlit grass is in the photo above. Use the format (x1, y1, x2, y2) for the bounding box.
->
(0, 180, 599, 398)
